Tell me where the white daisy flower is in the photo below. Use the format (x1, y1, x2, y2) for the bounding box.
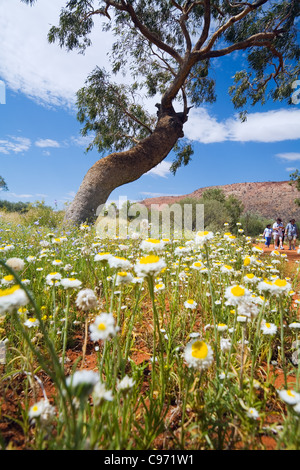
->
(184, 339, 214, 370)
(132, 276, 144, 284)
(184, 299, 197, 309)
(261, 321, 277, 335)
(29, 399, 56, 425)
(1, 275, 15, 286)
(60, 278, 82, 289)
(243, 273, 258, 284)
(4, 244, 14, 251)
(115, 271, 133, 286)
(277, 389, 300, 405)
(0, 285, 29, 315)
(238, 300, 259, 319)
(191, 261, 204, 270)
(252, 246, 264, 254)
(271, 279, 292, 295)
(94, 252, 112, 262)
(89, 313, 119, 341)
(271, 250, 281, 257)
(140, 238, 166, 253)
(117, 375, 135, 392)
(220, 265, 234, 274)
(224, 284, 250, 306)
(257, 279, 275, 294)
(154, 282, 165, 292)
(195, 231, 214, 245)
(108, 256, 131, 270)
(66, 370, 100, 396)
(217, 323, 228, 332)
(92, 382, 113, 405)
(174, 246, 191, 257)
(46, 272, 62, 286)
(237, 315, 248, 323)
(293, 402, 300, 414)
(24, 317, 39, 328)
(134, 255, 166, 278)
(246, 407, 260, 420)
(52, 259, 63, 266)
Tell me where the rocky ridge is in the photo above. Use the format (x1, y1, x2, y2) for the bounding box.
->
(140, 180, 300, 221)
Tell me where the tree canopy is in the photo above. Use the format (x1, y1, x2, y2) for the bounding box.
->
(21, 1, 300, 224)
(0, 176, 8, 193)
(290, 169, 300, 206)
(23, 0, 300, 172)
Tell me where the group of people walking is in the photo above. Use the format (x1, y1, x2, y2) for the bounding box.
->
(263, 217, 298, 250)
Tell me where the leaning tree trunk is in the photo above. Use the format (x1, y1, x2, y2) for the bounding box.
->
(64, 108, 185, 224)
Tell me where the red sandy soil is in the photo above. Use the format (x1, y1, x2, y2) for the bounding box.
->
(1, 241, 300, 450)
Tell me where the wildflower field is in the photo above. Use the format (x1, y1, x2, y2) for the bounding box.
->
(1, 215, 300, 451)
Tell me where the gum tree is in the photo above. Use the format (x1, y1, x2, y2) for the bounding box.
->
(23, 0, 299, 223)
(290, 169, 300, 206)
(0, 176, 8, 193)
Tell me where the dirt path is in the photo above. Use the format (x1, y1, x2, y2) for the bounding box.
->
(256, 242, 300, 280)
(257, 241, 300, 261)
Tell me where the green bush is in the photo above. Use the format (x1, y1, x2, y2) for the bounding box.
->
(22, 201, 64, 228)
(0, 200, 30, 213)
(176, 191, 244, 233)
(239, 212, 271, 237)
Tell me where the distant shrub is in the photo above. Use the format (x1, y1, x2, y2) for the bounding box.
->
(176, 191, 243, 233)
(23, 201, 64, 228)
(0, 200, 30, 213)
(239, 212, 271, 237)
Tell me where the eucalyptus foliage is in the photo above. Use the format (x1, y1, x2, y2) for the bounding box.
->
(23, 0, 299, 172)
(0, 176, 8, 192)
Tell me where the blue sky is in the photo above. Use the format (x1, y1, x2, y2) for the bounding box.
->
(0, 0, 300, 210)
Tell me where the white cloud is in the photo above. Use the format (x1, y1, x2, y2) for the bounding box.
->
(147, 161, 172, 178)
(276, 153, 300, 161)
(0, 136, 31, 154)
(286, 167, 297, 172)
(35, 139, 60, 148)
(0, 0, 114, 108)
(184, 108, 228, 144)
(6, 192, 48, 200)
(70, 135, 94, 148)
(9, 192, 34, 199)
(184, 108, 300, 144)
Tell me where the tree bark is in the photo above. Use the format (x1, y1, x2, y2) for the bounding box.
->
(64, 108, 185, 224)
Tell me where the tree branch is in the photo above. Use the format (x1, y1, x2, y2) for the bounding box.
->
(179, 12, 192, 52)
(103, 0, 183, 65)
(194, 0, 211, 51)
(149, 45, 178, 78)
(113, 86, 153, 134)
(170, 0, 183, 12)
(197, 4, 253, 53)
(200, 32, 282, 59)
